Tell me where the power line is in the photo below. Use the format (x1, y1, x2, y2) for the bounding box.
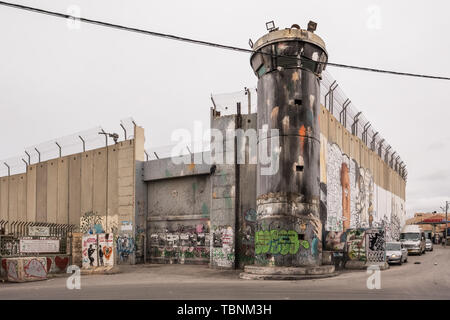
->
(0, 0, 449, 81)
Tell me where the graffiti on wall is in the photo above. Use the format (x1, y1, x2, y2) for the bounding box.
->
(212, 225, 234, 267)
(46, 256, 70, 273)
(252, 214, 322, 266)
(149, 222, 210, 263)
(24, 258, 47, 279)
(80, 211, 105, 234)
(255, 230, 302, 255)
(7, 260, 18, 281)
(82, 234, 98, 268)
(98, 233, 114, 267)
(366, 229, 385, 263)
(238, 208, 257, 265)
(116, 234, 135, 263)
(323, 141, 404, 242)
(346, 229, 366, 261)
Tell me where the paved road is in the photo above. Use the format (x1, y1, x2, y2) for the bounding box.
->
(1, 246, 449, 299)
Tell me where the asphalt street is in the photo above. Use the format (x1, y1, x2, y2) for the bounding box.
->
(0, 246, 449, 299)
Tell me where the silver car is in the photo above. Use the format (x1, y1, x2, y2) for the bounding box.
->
(386, 242, 408, 265)
(426, 239, 433, 251)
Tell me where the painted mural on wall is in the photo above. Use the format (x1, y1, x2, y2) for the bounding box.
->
(149, 222, 210, 263)
(321, 136, 405, 247)
(82, 234, 98, 268)
(98, 233, 114, 267)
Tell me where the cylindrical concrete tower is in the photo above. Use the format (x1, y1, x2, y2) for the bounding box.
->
(251, 23, 328, 267)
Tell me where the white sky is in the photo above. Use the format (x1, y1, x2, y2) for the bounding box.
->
(0, 0, 449, 218)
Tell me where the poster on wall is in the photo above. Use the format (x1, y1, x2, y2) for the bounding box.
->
(97, 233, 114, 267)
(82, 234, 98, 269)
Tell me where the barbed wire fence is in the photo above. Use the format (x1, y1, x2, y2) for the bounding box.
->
(320, 71, 407, 180)
(145, 139, 211, 162)
(209, 71, 407, 180)
(0, 117, 136, 178)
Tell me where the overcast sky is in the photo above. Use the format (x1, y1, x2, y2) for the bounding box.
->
(0, 0, 449, 218)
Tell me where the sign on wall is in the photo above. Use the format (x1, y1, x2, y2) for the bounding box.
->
(19, 239, 59, 253)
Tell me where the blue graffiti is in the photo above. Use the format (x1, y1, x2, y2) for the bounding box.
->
(117, 235, 135, 262)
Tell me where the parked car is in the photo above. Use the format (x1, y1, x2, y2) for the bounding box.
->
(425, 239, 433, 251)
(400, 225, 426, 255)
(386, 241, 408, 265)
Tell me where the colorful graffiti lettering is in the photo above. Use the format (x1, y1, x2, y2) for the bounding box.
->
(255, 230, 300, 255)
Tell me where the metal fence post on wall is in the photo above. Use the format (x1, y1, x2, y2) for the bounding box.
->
(362, 122, 371, 145)
(351, 112, 362, 136)
(55, 142, 62, 158)
(245, 87, 251, 114)
(25, 151, 31, 165)
(339, 99, 350, 128)
(371, 132, 379, 151)
(79, 135, 85, 152)
(324, 80, 337, 112)
(120, 123, 127, 141)
(35, 148, 41, 163)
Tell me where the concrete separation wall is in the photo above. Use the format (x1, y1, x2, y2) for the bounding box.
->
(0, 125, 146, 266)
(320, 105, 406, 255)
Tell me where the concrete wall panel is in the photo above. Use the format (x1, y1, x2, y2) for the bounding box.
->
(107, 145, 119, 233)
(93, 148, 107, 229)
(69, 154, 81, 226)
(0, 177, 8, 221)
(36, 163, 47, 222)
(17, 174, 27, 221)
(57, 157, 69, 224)
(336, 122, 343, 149)
(46, 160, 58, 223)
(328, 116, 337, 143)
(81, 151, 94, 217)
(8, 176, 18, 222)
(26, 165, 36, 222)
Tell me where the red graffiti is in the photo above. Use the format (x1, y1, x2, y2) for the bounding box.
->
(299, 125, 306, 153)
(1, 259, 6, 271)
(55, 256, 69, 271)
(46, 257, 52, 272)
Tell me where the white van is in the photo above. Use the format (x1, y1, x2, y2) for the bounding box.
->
(400, 225, 426, 255)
